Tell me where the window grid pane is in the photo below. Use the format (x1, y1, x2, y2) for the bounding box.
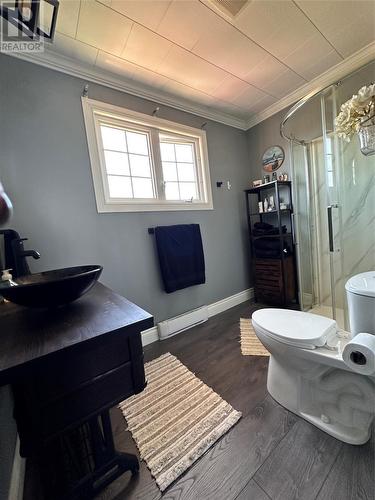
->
(160, 141, 199, 201)
(101, 124, 156, 200)
(100, 125, 127, 152)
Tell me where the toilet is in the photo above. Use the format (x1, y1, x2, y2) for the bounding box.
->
(252, 272, 375, 445)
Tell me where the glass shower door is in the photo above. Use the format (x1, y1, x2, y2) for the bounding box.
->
(321, 84, 375, 329)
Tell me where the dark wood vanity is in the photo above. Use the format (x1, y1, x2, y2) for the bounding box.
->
(0, 283, 153, 498)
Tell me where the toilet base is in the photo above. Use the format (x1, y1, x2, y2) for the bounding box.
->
(267, 355, 375, 445)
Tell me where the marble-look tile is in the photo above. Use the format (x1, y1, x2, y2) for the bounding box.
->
(307, 135, 375, 319)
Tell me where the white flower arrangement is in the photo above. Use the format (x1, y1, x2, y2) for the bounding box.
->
(335, 83, 375, 142)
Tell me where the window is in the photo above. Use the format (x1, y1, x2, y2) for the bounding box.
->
(82, 98, 213, 212)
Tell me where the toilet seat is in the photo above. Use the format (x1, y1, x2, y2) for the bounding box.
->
(252, 309, 338, 350)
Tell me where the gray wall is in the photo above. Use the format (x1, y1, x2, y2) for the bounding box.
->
(0, 54, 252, 324)
(246, 108, 291, 181)
(246, 96, 325, 183)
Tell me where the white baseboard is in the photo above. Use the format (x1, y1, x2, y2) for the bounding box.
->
(8, 436, 25, 500)
(141, 326, 159, 346)
(207, 288, 254, 318)
(141, 287, 254, 346)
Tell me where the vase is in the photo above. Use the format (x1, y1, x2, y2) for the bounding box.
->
(358, 122, 375, 156)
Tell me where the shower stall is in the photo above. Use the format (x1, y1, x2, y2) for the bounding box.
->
(281, 61, 375, 330)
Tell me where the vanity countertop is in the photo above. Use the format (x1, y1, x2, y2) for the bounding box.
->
(0, 282, 153, 385)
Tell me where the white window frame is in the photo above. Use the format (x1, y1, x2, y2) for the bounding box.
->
(82, 97, 213, 213)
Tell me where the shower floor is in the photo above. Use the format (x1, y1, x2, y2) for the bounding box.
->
(309, 304, 345, 330)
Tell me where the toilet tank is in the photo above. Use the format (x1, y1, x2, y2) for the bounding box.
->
(345, 272, 375, 336)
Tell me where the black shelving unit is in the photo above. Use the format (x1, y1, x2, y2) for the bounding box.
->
(245, 180, 298, 306)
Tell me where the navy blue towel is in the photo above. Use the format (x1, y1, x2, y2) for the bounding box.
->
(154, 224, 205, 293)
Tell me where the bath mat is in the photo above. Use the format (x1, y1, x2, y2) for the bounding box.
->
(119, 353, 242, 491)
(240, 318, 270, 356)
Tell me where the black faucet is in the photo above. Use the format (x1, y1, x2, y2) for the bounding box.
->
(16, 242, 41, 260)
(11, 237, 40, 276)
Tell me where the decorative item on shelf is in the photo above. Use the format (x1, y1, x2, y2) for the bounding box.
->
(253, 179, 263, 187)
(272, 172, 277, 181)
(264, 197, 269, 212)
(263, 175, 270, 184)
(262, 145, 285, 172)
(335, 83, 375, 156)
(269, 195, 275, 211)
(258, 201, 264, 213)
(283, 173, 288, 181)
(278, 174, 284, 181)
(280, 202, 288, 210)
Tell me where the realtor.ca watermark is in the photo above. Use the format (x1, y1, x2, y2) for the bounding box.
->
(0, 1, 45, 53)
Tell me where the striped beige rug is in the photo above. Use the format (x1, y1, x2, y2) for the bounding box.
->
(240, 318, 270, 356)
(119, 353, 241, 491)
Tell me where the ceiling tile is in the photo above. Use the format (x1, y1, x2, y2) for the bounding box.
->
(158, 45, 229, 94)
(245, 95, 277, 114)
(243, 54, 298, 90)
(56, 0, 80, 38)
(295, 0, 375, 57)
(122, 24, 171, 72)
(110, 0, 172, 31)
(235, 0, 337, 73)
(132, 66, 169, 89)
(230, 84, 270, 108)
(261, 68, 306, 98)
(95, 51, 135, 80)
(157, 0, 216, 50)
(95, 51, 169, 90)
(211, 75, 251, 102)
(77, 1, 133, 56)
(51, 32, 98, 66)
(284, 38, 342, 81)
(192, 17, 269, 80)
(160, 79, 216, 106)
(212, 101, 249, 120)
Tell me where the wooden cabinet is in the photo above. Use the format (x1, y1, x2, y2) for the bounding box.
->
(12, 329, 145, 451)
(255, 257, 296, 305)
(245, 181, 298, 306)
(0, 283, 154, 498)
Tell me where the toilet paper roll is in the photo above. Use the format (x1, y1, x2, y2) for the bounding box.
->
(342, 333, 375, 375)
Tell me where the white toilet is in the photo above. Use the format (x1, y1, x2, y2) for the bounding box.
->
(252, 271, 375, 445)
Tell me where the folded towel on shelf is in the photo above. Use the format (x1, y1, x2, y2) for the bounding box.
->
(154, 224, 205, 293)
(253, 222, 287, 236)
(254, 237, 291, 258)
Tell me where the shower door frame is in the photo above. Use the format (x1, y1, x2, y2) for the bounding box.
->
(288, 140, 316, 311)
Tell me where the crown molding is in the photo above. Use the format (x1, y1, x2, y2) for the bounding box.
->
(5, 40, 374, 133)
(245, 41, 375, 129)
(6, 50, 249, 131)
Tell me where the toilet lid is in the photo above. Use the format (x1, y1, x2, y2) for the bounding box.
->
(252, 309, 337, 349)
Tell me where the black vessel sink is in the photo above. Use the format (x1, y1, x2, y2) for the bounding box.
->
(1, 265, 103, 308)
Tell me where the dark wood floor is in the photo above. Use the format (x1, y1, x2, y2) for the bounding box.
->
(24, 301, 375, 500)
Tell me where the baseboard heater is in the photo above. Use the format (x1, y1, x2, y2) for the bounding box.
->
(158, 306, 208, 340)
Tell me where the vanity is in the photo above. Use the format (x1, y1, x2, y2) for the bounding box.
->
(0, 282, 153, 498)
